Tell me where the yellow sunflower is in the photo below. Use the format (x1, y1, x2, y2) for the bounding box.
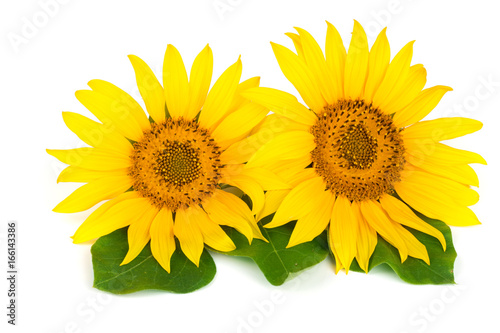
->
(242, 21, 485, 273)
(47, 44, 289, 272)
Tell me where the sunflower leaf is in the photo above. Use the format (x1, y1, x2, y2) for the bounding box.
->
(349, 212, 457, 284)
(91, 228, 216, 294)
(221, 214, 329, 286)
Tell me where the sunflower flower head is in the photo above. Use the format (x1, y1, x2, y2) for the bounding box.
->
(243, 21, 485, 273)
(47, 44, 288, 272)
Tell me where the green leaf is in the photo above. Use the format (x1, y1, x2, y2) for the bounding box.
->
(91, 228, 216, 294)
(349, 212, 457, 284)
(221, 214, 329, 286)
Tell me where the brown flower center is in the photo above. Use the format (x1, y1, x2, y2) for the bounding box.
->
(129, 117, 223, 211)
(310, 99, 405, 201)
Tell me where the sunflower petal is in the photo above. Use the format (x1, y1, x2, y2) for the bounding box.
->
(285, 32, 305, 60)
(75, 90, 146, 141)
(403, 117, 483, 142)
(295, 27, 335, 103)
(150, 208, 176, 273)
(372, 41, 415, 111)
(246, 130, 315, 168)
(380, 194, 446, 250)
(121, 206, 159, 266)
(47, 148, 131, 170)
(241, 87, 316, 126)
(384, 64, 427, 114)
(343, 20, 369, 100)
(193, 206, 235, 252)
(353, 202, 377, 273)
(393, 85, 453, 127)
(267, 176, 325, 228)
(128, 54, 166, 123)
(186, 44, 213, 119)
(271, 42, 326, 111)
(163, 44, 189, 118)
(87, 79, 150, 133)
(211, 102, 268, 145)
(174, 207, 205, 267)
(325, 21, 346, 101)
(53, 174, 132, 213)
(288, 190, 334, 248)
(202, 190, 255, 243)
(57, 166, 129, 183)
(405, 141, 487, 166)
(395, 178, 480, 226)
(360, 200, 408, 263)
(329, 196, 358, 272)
(61, 112, 131, 154)
(72, 194, 151, 243)
(364, 27, 390, 102)
(198, 57, 242, 129)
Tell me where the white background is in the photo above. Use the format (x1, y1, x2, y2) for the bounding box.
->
(1, 0, 499, 332)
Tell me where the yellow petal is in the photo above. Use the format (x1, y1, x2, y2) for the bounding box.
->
(128, 54, 166, 123)
(383, 64, 427, 115)
(380, 194, 446, 250)
(72, 194, 151, 243)
(403, 117, 483, 142)
(271, 42, 326, 112)
(329, 196, 358, 272)
(202, 190, 254, 243)
(400, 169, 479, 207)
(285, 32, 305, 60)
(193, 206, 235, 252)
(372, 41, 415, 112)
(364, 27, 390, 102)
(392, 222, 430, 264)
(295, 27, 335, 104)
(186, 44, 213, 119)
(241, 87, 316, 126)
(288, 190, 334, 248)
(353, 202, 377, 273)
(87, 79, 150, 133)
(267, 176, 325, 228)
(121, 206, 159, 266)
(406, 157, 479, 187)
(256, 189, 290, 222)
(162, 44, 189, 118)
(211, 102, 268, 145)
(329, 228, 344, 274)
(227, 175, 265, 214)
(47, 147, 131, 170)
(405, 141, 487, 166)
(53, 173, 132, 213)
(174, 207, 205, 267)
(75, 90, 146, 142)
(229, 76, 261, 111)
(394, 178, 480, 226)
(198, 57, 242, 130)
(238, 167, 290, 191)
(57, 166, 129, 183)
(393, 86, 453, 127)
(150, 208, 176, 273)
(360, 200, 408, 263)
(247, 130, 315, 168)
(325, 21, 346, 101)
(343, 20, 369, 100)
(61, 111, 132, 154)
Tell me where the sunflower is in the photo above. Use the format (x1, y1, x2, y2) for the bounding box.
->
(47, 44, 290, 272)
(242, 21, 485, 273)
